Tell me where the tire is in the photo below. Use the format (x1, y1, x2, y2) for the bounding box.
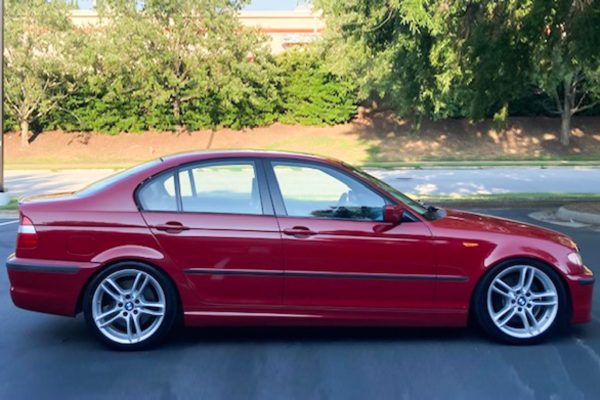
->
(472, 259, 569, 345)
(83, 261, 178, 350)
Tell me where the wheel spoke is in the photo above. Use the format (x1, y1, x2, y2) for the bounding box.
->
(497, 307, 517, 327)
(133, 315, 142, 342)
(131, 272, 143, 293)
(525, 308, 540, 333)
(530, 290, 557, 306)
(101, 282, 122, 302)
(126, 316, 133, 343)
(530, 291, 556, 299)
(531, 298, 558, 306)
(523, 267, 535, 292)
(518, 266, 531, 289)
(132, 273, 149, 296)
(139, 300, 165, 310)
(98, 313, 122, 329)
(519, 311, 531, 333)
(139, 307, 164, 316)
(492, 279, 513, 298)
(95, 306, 120, 322)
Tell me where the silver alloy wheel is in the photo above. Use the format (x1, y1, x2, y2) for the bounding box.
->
(92, 269, 166, 345)
(487, 265, 559, 339)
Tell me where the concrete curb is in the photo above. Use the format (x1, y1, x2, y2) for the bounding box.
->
(434, 198, 600, 209)
(557, 206, 600, 225)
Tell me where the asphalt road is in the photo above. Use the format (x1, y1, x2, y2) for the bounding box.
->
(0, 208, 599, 400)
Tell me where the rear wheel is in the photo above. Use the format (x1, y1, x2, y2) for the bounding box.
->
(83, 262, 178, 350)
(473, 260, 569, 344)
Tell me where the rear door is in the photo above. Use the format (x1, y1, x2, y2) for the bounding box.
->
(138, 158, 284, 306)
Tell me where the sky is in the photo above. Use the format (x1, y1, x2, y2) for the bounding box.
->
(76, 1, 307, 11)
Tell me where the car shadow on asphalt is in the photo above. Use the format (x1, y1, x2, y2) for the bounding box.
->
(29, 314, 592, 351)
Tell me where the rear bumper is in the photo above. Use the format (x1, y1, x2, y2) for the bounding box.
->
(6, 254, 99, 316)
(567, 267, 595, 324)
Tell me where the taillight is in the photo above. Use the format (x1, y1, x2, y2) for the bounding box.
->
(17, 215, 38, 249)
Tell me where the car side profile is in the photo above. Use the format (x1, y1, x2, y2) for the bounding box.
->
(6, 151, 595, 349)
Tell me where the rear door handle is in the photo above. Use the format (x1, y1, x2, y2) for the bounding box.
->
(153, 222, 190, 233)
(283, 226, 316, 237)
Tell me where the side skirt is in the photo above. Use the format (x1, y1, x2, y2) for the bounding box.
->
(183, 308, 468, 327)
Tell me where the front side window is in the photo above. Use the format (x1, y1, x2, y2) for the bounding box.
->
(178, 162, 262, 214)
(272, 162, 385, 221)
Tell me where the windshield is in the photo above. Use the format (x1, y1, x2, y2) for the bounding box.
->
(345, 164, 443, 220)
(77, 159, 161, 196)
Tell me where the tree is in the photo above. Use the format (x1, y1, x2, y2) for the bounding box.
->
(95, 0, 279, 131)
(4, 0, 82, 146)
(456, 0, 600, 146)
(317, 0, 600, 147)
(531, 0, 600, 146)
(315, 0, 465, 120)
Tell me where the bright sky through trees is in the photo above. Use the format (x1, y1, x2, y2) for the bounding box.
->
(75, 0, 307, 10)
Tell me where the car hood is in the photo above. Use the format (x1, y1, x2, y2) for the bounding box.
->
(435, 209, 577, 250)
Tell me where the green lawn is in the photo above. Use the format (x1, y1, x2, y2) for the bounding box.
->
(0, 198, 19, 211)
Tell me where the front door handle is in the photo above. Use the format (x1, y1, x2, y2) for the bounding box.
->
(283, 226, 316, 237)
(153, 221, 190, 233)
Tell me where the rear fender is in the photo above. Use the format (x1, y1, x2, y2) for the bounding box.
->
(91, 245, 165, 264)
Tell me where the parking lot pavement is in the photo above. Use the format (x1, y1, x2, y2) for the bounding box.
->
(1, 208, 599, 400)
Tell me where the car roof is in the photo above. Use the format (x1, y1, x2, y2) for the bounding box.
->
(159, 150, 343, 167)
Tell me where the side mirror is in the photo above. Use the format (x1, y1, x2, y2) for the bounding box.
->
(383, 205, 404, 225)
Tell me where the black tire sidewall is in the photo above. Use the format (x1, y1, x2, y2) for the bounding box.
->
(83, 261, 178, 350)
(473, 258, 569, 345)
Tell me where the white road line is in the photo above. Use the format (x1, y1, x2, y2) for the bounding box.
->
(0, 220, 18, 226)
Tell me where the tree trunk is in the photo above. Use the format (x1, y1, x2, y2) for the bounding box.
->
(560, 109, 571, 147)
(20, 119, 30, 147)
(173, 98, 181, 125)
(206, 129, 215, 149)
(560, 78, 572, 147)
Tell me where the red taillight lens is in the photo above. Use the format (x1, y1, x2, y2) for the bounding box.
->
(17, 215, 38, 249)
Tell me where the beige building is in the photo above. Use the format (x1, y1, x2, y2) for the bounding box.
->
(70, 8, 324, 54)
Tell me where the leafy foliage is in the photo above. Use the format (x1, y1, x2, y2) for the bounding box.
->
(4, 0, 356, 138)
(277, 48, 357, 125)
(316, 0, 600, 145)
(4, 0, 600, 148)
(4, 0, 86, 144)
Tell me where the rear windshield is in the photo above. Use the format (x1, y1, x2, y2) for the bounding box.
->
(76, 159, 161, 196)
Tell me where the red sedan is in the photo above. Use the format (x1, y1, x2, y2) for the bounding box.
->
(6, 151, 594, 349)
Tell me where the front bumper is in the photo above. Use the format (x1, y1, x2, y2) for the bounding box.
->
(6, 254, 99, 316)
(567, 266, 595, 324)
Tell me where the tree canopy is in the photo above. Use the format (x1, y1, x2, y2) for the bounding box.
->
(315, 0, 600, 144)
(4, 0, 600, 147)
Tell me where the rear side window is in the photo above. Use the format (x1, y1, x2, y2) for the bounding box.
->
(138, 161, 262, 215)
(178, 162, 262, 214)
(137, 172, 177, 211)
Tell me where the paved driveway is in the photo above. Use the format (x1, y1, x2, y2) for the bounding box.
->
(369, 166, 600, 196)
(0, 208, 599, 399)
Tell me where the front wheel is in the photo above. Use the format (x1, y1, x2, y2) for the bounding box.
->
(473, 260, 569, 344)
(83, 262, 178, 350)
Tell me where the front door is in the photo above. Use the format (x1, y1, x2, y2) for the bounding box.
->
(266, 160, 436, 310)
(138, 159, 283, 307)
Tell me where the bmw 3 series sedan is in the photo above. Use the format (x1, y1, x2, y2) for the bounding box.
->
(6, 151, 594, 349)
